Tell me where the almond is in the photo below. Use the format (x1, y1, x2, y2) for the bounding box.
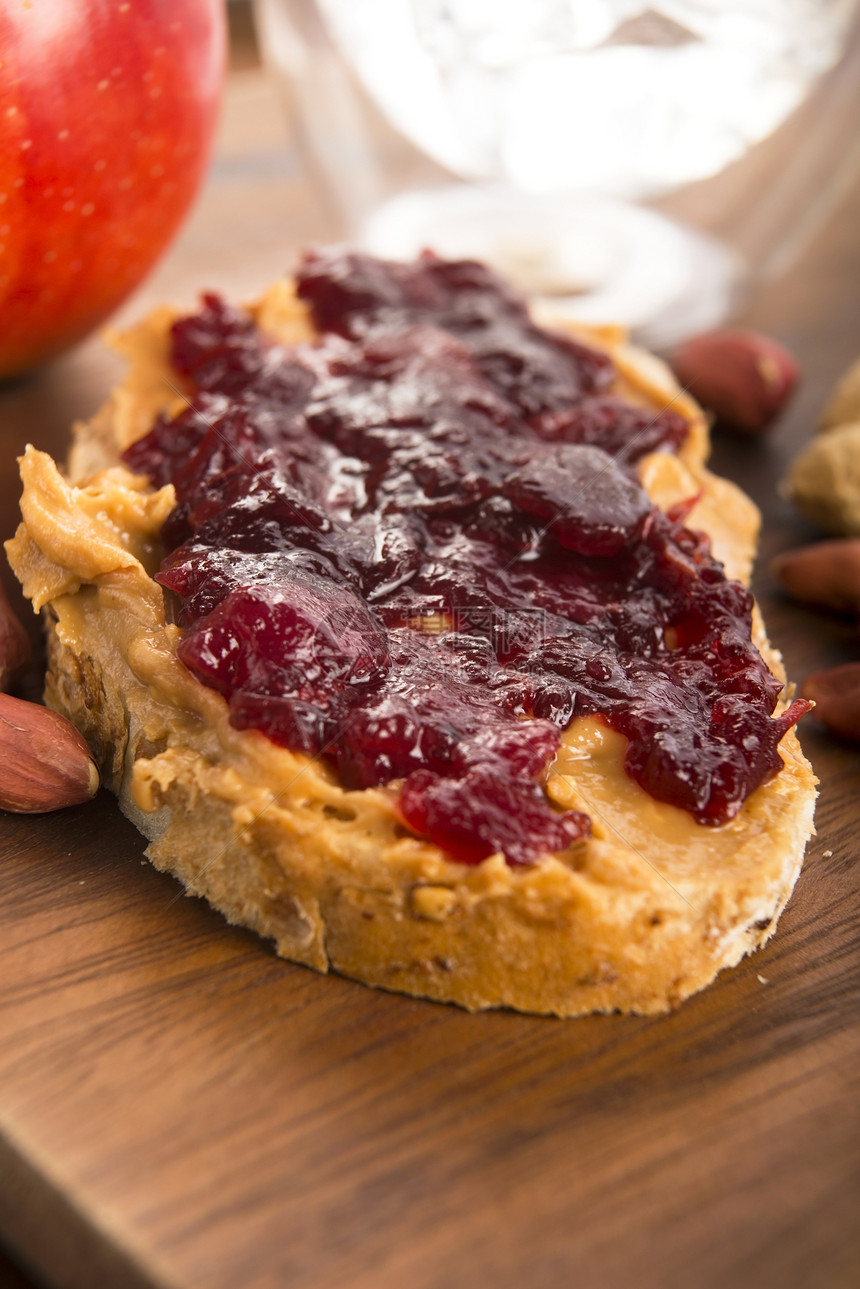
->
(802, 663, 860, 743)
(771, 539, 860, 614)
(0, 692, 99, 813)
(0, 581, 30, 690)
(671, 329, 799, 435)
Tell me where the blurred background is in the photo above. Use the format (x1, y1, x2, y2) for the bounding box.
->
(66, 0, 860, 352)
(251, 0, 860, 345)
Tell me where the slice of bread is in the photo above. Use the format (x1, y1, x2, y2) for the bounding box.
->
(6, 272, 816, 1017)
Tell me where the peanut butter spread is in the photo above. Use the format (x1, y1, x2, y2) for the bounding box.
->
(4, 274, 816, 1015)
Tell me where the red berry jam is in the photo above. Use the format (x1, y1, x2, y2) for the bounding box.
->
(124, 248, 808, 866)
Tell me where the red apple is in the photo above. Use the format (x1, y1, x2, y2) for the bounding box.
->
(0, 0, 226, 380)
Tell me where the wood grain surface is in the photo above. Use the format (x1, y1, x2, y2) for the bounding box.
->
(1, 49, 860, 1289)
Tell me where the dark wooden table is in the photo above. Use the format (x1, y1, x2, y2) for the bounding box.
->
(1, 49, 859, 1289)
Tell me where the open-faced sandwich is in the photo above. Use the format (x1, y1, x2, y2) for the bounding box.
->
(6, 248, 816, 1015)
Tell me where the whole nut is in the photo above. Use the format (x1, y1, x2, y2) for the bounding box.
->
(782, 421, 860, 536)
(771, 539, 860, 613)
(802, 662, 860, 744)
(671, 329, 799, 435)
(0, 581, 30, 690)
(820, 355, 860, 431)
(0, 692, 99, 813)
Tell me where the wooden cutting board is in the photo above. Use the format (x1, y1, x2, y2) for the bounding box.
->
(1, 68, 860, 1289)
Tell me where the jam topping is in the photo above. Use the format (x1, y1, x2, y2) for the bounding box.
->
(124, 248, 808, 866)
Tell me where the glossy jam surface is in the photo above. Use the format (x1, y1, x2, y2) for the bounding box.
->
(124, 249, 808, 865)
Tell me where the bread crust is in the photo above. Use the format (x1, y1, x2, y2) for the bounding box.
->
(6, 283, 817, 1016)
